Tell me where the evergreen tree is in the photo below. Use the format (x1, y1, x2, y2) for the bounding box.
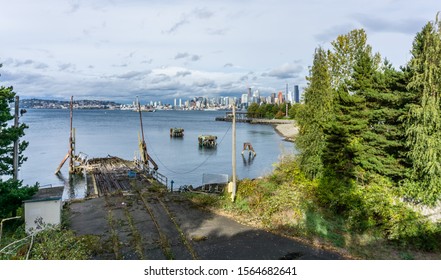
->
(0, 64, 38, 219)
(296, 47, 333, 179)
(404, 17, 441, 205)
(351, 53, 410, 183)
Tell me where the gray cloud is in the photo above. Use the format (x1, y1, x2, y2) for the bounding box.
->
(115, 70, 151, 80)
(141, 59, 153, 64)
(190, 55, 201, 61)
(112, 63, 128, 68)
(165, 19, 190, 34)
(58, 63, 75, 71)
(34, 62, 49, 69)
(67, 0, 80, 13)
(355, 14, 426, 35)
(3, 58, 49, 70)
(192, 8, 214, 19)
(164, 7, 214, 34)
(176, 70, 192, 77)
(192, 78, 216, 88)
(175, 52, 190, 60)
(175, 52, 201, 62)
(263, 63, 303, 80)
(207, 28, 228, 36)
(223, 63, 234, 68)
(151, 74, 171, 84)
(315, 23, 356, 42)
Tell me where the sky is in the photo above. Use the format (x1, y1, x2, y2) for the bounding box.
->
(0, 0, 439, 104)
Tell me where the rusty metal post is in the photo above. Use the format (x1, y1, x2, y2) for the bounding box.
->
(69, 96, 74, 173)
(13, 96, 19, 180)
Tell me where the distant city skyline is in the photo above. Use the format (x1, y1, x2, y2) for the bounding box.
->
(1, 0, 439, 102)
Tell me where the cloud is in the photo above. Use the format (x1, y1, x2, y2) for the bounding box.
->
(164, 7, 214, 34)
(223, 63, 234, 68)
(141, 59, 153, 64)
(207, 28, 228, 36)
(192, 78, 216, 88)
(176, 70, 192, 77)
(115, 70, 151, 80)
(165, 19, 189, 34)
(263, 63, 303, 80)
(175, 52, 190, 60)
(34, 63, 49, 69)
(355, 14, 426, 35)
(151, 74, 171, 84)
(192, 7, 214, 19)
(58, 63, 75, 71)
(67, 0, 80, 14)
(190, 55, 201, 61)
(315, 23, 357, 42)
(174, 52, 201, 62)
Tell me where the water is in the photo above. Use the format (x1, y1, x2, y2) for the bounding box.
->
(18, 109, 294, 199)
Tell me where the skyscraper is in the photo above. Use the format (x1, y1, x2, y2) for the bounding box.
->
(294, 85, 300, 103)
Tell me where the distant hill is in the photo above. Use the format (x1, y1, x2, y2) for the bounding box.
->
(21, 98, 121, 109)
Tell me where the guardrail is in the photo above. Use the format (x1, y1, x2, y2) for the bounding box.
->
(144, 166, 168, 188)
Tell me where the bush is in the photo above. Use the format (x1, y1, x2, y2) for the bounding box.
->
(317, 172, 441, 250)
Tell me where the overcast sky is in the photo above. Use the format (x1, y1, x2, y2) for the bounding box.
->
(0, 0, 439, 103)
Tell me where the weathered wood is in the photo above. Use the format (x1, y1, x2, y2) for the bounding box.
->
(55, 152, 70, 174)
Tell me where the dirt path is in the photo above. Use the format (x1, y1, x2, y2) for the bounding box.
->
(67, 187, 344, 260)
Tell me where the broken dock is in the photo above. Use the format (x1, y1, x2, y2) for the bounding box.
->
(85, 156, 168, 198)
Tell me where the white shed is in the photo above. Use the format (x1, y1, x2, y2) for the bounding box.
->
(24, 186, 64, 233)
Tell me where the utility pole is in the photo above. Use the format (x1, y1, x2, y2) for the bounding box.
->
(55, 96, 74, 174)
(231, 104, 237, 202)
(69, 96, 74, 173)
(12, 96, 19, 180)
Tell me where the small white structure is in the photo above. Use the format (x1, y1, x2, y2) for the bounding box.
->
(24, 186, 64, 233)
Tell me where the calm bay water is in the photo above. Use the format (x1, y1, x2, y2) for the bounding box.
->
(19, 109, 294, 199)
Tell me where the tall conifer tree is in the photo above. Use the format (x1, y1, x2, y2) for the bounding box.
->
(0, 64, 38, 218)
(404, 16, 441, 205)
(296, 47, 333, 179)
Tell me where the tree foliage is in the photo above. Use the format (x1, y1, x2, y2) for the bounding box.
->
(246, 102, 289, 119)
(403, 17, 441, 205)
(0, 64, 38, 219)
(296, 47, 333, 179)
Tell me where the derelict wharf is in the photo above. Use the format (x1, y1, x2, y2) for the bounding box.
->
(55, 96, 169, 198)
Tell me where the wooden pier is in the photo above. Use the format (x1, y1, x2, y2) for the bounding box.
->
(85, 156, 168, 197)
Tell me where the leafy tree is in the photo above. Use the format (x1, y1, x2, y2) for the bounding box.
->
(246, 103, 259, 118)
(296, 47, 333, 179)
(403, 17, 441, 205)
(0, 64, 38, 219)
(328, 29, 381, 91)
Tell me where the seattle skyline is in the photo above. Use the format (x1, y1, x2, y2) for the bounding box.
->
(0, 0, 439, 103)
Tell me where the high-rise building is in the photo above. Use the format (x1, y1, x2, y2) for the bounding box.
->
(294, 85, 300, 103)
(277, 92, 284, 104)
(241, 93, 249, 105)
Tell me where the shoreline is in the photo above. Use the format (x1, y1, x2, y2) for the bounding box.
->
(273, 123, 299, 142)
(249, 119, 298, 142)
